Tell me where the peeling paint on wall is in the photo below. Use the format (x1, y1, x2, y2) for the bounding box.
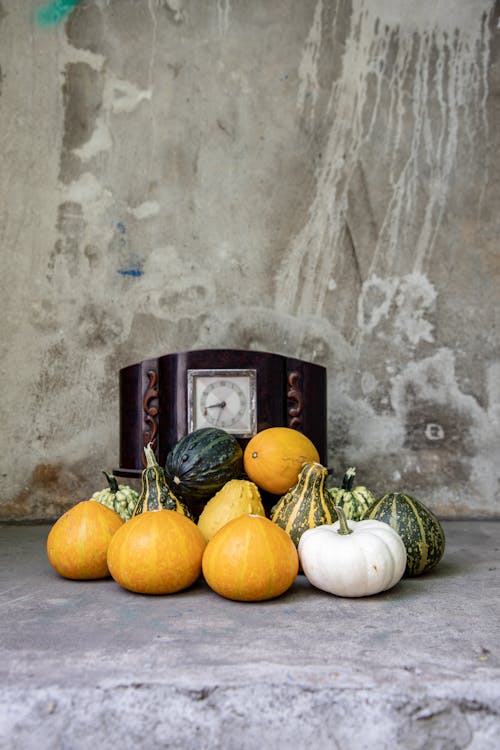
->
(35, 0, 82, 27)
(357, 272, 436, 347)
(127, 201, 160, 220)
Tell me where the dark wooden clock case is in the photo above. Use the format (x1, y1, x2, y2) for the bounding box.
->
(115, 349, 327, 479)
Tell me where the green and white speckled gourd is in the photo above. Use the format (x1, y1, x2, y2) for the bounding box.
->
(132, 443, 194, 521)
(90, 471, 138, 521)
(328, 467, 375, 522)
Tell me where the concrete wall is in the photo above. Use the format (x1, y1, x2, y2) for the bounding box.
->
(1, 0, 499, 521)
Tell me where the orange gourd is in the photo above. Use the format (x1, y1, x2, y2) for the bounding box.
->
(243, 427, 320, 495)
(47, 500, 123, 580)
(202, 514, 299, 601)
(107, 510, 206, 595)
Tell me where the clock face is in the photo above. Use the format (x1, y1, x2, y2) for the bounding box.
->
(187, 369, 257, 436)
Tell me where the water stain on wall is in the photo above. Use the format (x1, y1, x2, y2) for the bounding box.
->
(60, 62, 104, 184)
(112, 311, 212, 370)
(66, 1, 104, 53)
(277, 0, 493, 317)
(3, 463, 90, 521)
(265, 0, 499, 508)
(46, 201, 86, 284)
(30, 299, 59, 333)
(205, 306, 351, 372)
(77, 304, 124, 349)
(35, 341, 72, 402)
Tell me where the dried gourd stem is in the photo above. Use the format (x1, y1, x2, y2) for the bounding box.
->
(144, 442, 157, 468)
(102, 470, 119, 494)
(102, 471, 120, 512)
(342, 467, 357, 492)
(334, 506, 354, 536)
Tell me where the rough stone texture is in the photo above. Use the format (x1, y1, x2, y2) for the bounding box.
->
(1, 521, 500, 748)
(0, 1, 499, 520)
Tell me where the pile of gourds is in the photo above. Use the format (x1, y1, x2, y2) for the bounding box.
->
(47, 426, 446, 602)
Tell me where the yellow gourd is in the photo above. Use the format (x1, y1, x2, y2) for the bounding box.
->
(197, 479, 265, 541)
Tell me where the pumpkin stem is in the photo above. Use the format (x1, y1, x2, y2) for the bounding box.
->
(342, 467, 356, 492)
(334, 505, 353, 535)
(103, 470, 119, 494)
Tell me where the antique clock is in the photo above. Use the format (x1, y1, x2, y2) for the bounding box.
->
(114, 349, 327, 477)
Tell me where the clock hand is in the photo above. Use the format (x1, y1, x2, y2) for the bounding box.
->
(202, 401, 227, 420)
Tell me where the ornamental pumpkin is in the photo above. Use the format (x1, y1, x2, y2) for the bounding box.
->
(243, 427, 320, 495)
(327, 467, 375, 521)
(270, 461, 337, 547)
(90, 471, 138, 521)
(202, 514, 299, 601)
(47, 500, 123, 580)
(362, 492, 445, 577)
(197, 479, 265, 542)
(107, 510, 206, 595)
(298, 506, 407, 597)
(165, 428, 243, 516)
(133, 443, 194, 520)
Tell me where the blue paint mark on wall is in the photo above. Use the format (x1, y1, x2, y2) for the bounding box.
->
(35, 0, 82, 27)
(116, 222, 126, 235)
(117, 263, 144, 278)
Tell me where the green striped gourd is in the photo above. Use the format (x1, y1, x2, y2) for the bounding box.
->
(90, 471, 138, 521)
(165, 428, 243, 516)
(133, 444, 194, 521)
(270, 462, 337, 548)
(361, 492, 445, 577)
(328, 467, 375, 521)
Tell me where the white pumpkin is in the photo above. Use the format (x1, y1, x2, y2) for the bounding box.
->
(298, 506, 407, 597)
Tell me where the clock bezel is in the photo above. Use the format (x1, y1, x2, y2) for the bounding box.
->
(187, 367, 257, 437)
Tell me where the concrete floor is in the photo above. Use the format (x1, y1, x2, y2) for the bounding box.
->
(0, 521, 499, 749)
